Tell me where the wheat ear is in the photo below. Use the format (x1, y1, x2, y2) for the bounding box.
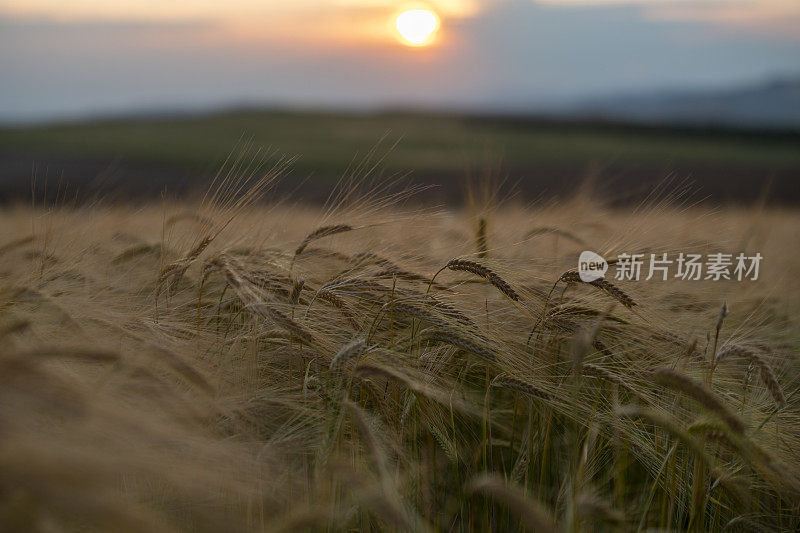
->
(329, 338, 366, 370)
(426, 329, 497, 363)
(492, 374, 550, 400)
(651, 367, 745, 434)
(443, 258, 520, 301)
(294, 224, 353, 257)
(559, 270, 636, 308)
(716, 345, 785, 408)
(467, 474, 556, 533)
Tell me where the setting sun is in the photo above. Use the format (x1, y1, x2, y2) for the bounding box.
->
(395, 9, 439, 47)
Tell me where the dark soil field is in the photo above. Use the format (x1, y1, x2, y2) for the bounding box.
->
(2, 110, 799, 204)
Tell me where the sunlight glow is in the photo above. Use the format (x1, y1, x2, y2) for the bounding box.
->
(395, 9, 439, 46)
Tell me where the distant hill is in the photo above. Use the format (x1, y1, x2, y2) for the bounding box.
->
(573, 76, 800, 129)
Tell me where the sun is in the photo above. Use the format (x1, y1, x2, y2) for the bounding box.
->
(395, 9, 439, 47)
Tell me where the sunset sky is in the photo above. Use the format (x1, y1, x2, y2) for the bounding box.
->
(1, 0, 799, 121)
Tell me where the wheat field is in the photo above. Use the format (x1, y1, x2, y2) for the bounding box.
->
(1, 166, 799, 532)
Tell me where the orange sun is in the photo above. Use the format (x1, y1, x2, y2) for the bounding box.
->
(395, 9, 439, 47)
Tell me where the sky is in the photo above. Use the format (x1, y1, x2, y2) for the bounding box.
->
(1, 0, 799, 121)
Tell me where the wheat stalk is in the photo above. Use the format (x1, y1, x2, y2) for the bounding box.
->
(467, 474, 556, 533)
(525, 226, 586, 246)
(294, 224, 353, 257)
(424, 295, 475, 327)
(329, 338, 366, 370)
(576, 494, 624, 526)
(475, 217, 488, 258)
(492, 374, 550, 400)
(650, 367, 745, 434)
(716, 345, 786, 408)
(581, 363, 639, 395)
(385, 301, 448, 328)
(425, 329, 497, 363)
(559, 270, 636, 308)
(316, 289, 362, 332)
(290, 277, 306, 304)
(157, 236, 213, 298)
(443, 258, 520, 301)
(248, 303, 318, 347)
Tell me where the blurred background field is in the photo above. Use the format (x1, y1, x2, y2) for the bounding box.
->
(2, 110, 799, 204)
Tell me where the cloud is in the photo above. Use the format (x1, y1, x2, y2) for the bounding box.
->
(646, 1, 800, 40)
(446, 0, 800, 102)
(0, 0, 799, 120)
(532, 0, 800, 39)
